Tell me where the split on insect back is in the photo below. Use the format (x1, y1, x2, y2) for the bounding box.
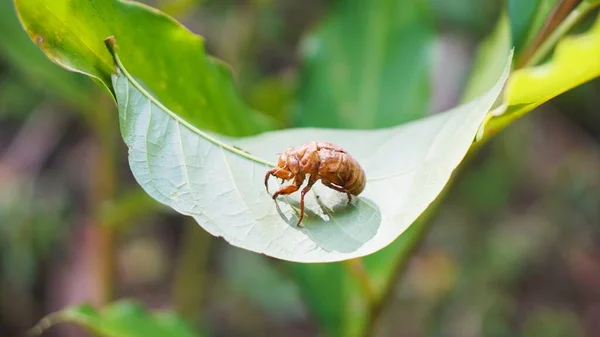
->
(265, 141, 366, 226)
(105, 36, 512, 263)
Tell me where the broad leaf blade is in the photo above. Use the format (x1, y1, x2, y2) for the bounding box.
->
(109, 39, 512, 263)
(14, 0, 276, 136)
(296, 0, 435, 129)
(31, 300, 198, 337)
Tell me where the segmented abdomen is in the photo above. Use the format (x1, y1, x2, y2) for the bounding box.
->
(317, 146, 366, 195)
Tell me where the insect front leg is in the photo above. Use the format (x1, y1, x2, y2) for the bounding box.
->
(272, 173, 305, 200)
(264, 168, 279, 194)
(265, 168, 294, 194)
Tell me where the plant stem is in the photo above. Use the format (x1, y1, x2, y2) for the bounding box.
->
(363, 181, 448, 337)
(93, 222, 117, 303)
(171, 222, 212, 325)
(87, 94, 119, 304)
(525, 0, 600, 67)
(477, 1, 600, 146)
(363, 103, 505, 336)
(343, 258, 376, 304)
(517, 0, 580, 68)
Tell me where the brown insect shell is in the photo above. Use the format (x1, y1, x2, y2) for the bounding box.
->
(275, 141, 366, 196)
(317, 146, 366, 196)
(277, 142, 317, 176)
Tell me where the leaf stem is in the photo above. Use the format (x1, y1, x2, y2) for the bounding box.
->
(88, 93, 120, 304)
(363, 191, 445, 336)
(171, 221, 212, 325)
(104, 36, 277, 168)
(525, 0, 600, 67)
(516, 0, 580, 68)
(363, 131, 493, 335)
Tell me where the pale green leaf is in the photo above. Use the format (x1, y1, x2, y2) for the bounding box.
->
(108, 38, 512, 263)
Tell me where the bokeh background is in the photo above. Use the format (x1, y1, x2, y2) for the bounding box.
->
(1, 0, 599, 336)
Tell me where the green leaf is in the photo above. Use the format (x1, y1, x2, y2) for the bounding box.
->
(14, 0, 276, 136)
(31, 300, 199, 337)
(461, 11, 512, 103)
(0, 0, 90, 105)
(221, 248, 307, 321)
(508, 0, 540, 52)
(106, 37, 512, 263)
(296, 0, 435, 128)
(503, 12, 600, 116)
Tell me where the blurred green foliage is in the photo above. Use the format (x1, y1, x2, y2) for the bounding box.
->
(296, 0, 435, 128)
(32, 300, 200, 337)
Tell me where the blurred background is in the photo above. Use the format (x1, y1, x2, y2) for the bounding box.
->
(1, 0, 599, 336)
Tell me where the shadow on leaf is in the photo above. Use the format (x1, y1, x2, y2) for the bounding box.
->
(274, 190, 381, 254)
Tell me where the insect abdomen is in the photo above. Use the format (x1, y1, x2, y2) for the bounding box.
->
(341, 154, 366, 195)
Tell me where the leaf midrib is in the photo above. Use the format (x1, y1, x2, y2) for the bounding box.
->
(107, 40, 276, 168)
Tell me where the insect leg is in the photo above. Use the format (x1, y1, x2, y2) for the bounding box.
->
(272, 173, 305, 200)
(264, 168, 279, 194)
(321, 180, 353, 204)
(297, 175, 318, 226)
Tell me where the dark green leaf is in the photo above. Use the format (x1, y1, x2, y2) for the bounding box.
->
(14, 0, 276, 136)
(509, 0, 540, 52)
(0, 0, 90, 105)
